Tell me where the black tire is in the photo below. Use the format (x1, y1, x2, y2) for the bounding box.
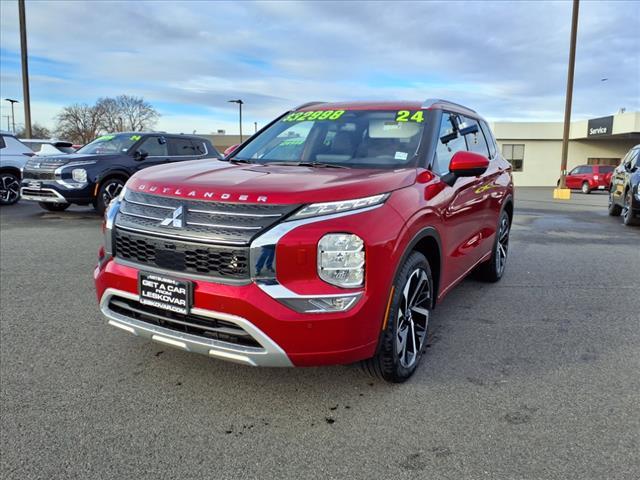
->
(622, 189, 639, 226)
(475, 210, 510, 282)
(362, 252, 433, 383)
(38, 202, 70, 212)
(94, 178, 125, 215)
(581, 182, 591, 194)
(607, 189, 622, 216)
(0, 172, 21, 205)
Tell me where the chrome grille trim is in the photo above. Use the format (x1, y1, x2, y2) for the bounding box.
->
(114, 190, 300, 246)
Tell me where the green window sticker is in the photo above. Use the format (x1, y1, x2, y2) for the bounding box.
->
(96, 135, 115, 141)
(395, 110, 424, 123)
(130, 135, 142, 141)
(282, 110, 346, 122)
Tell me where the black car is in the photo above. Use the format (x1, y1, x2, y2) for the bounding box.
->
(20, 132, 220, 214)
(608, 144, 640, 226)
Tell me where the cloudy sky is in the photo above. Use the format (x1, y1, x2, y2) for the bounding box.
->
(0, 0, 638, 135)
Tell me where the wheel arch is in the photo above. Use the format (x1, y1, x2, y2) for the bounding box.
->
(0, 166, 22, 179)
(94, 170, 129, 198)
(396, 226, 442, 309)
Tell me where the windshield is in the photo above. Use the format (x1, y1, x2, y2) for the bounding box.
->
(76, 133, 140, 155)
(232, 109, 425, 168)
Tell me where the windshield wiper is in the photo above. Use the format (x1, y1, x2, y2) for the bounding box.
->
(264, 161, 349, 169)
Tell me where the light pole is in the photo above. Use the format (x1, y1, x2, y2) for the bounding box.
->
(558, 0, 580, 193)
(5, 99, 18, 133)
(18, 0, 32, 138)
(228, 99, 244, 143)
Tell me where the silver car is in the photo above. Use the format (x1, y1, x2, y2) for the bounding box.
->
(0, 131, 34, 205)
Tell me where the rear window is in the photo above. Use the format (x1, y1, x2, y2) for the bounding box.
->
(598, 166, 614, 173)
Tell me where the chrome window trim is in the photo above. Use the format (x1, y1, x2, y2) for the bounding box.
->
(100, 288, 292, 367)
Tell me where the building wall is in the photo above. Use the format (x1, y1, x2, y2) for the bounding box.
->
(495, 139, 638, 186)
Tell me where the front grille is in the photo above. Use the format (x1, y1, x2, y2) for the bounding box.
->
(20, 188, 59, 199)
(115, 190, 298, 245)
(22, 169, 56, 180)
(115, 229, 250, 279)
(108, 296, 262, 348)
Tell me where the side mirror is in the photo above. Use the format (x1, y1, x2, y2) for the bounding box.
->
(223, 144, 240, 157)
(133, 149, 149, 161)
(449, 151, 489, 177)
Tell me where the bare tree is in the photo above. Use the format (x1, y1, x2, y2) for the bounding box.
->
(16, 123, 51, 139)
(54, 103, 104, 144)
(95, 97, 123, 133)
(113, 95, 159, 131)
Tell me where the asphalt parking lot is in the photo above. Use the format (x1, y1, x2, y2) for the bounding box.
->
(1, 187, 638, 480)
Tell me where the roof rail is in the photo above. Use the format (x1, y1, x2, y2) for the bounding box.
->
(422, 98, 476, 113)
(293, 101, 326, 110)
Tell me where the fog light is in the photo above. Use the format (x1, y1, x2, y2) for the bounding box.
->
(280, 293, 362, 313)
(318, 234, 364, 288)
(72, 168, 87, 183)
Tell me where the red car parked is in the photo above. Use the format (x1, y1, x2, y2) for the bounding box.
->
(562, 164, 614, 194)
(95, 99, 514, 382)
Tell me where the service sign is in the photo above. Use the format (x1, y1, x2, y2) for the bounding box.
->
(139, 273, 191, 315)
(587, 116, 614, 137)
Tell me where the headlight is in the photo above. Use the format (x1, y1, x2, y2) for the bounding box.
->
(318, 234, 364, 288)
(72, 168, 87, 183)
(291, 193, 389, 220)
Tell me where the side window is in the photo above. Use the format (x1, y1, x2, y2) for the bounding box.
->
(583, 166, 594, 174)
(169, 138, 197, 156)
(502, 144, 524, 172)
(193, 141, 208, 155)
(629, 150, 639, 169)
(0, 135, 6, 149)
(568, 167, 580, 175)
(138, 136, 168, 156)
(479, 121, 497, 158)
(432, 112, 467, 175)
(461, 116, 489, 158)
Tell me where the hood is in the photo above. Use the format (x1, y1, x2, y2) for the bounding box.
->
(128, 159, 416, 204)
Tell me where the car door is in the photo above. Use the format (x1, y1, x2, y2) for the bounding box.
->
(566, 166, 581, 188)
(134, 135, 170, 171)
(432, 112, 491, 286)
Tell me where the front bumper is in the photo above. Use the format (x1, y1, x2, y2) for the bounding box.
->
(20, 179, 94, 204)
(100, 288, 292, 367)
(95, 259, 383, 366)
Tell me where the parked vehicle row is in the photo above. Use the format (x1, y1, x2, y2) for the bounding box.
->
(19, 132, 219, 214)
(95, 99, 515, 382)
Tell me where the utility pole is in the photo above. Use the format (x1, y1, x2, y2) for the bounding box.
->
(254, 121, 258, 133)
(5, 99, 18, 133)
(228, 99, 244, 143)
(19, 0, 32, 139)
(558, 0, 579, 191)
(4, 115, 10, 131)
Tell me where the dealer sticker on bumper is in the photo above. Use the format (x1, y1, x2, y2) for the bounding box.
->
(139, 272, 191, 315)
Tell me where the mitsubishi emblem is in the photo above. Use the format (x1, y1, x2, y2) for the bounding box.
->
(160, 206, 185, 228)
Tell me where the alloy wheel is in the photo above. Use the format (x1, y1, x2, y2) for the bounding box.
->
(0, 174, 20, 204)
(102, 181, 123, 205)
(396, 268, 431, 368)
(496, 214, 510, 275)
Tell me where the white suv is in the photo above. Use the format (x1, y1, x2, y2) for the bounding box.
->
(0, 131, 34, 205)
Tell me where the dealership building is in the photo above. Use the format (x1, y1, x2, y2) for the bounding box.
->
(205, 111, 639, 187)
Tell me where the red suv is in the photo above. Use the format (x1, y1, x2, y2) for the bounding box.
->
(95, 99, 514, 382)
(562, 164, 614, 194)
